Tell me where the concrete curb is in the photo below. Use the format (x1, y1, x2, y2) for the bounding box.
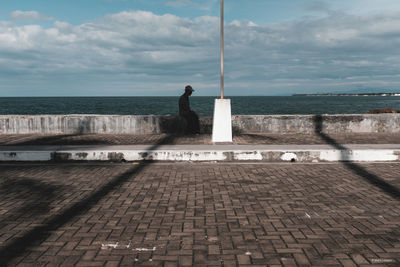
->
(0, 144, 399, 162)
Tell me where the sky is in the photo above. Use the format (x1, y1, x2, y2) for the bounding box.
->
(0, 0, 400, 96)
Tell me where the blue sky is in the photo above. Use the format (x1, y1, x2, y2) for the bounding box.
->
(0, 0, 314, 25)
(0, 0, 400, 96)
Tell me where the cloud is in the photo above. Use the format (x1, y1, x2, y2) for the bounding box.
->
(166, 0, 216, 11)
(305, 0, 400, 17)
(9, 10, 53, 21)
(0, 9, 400, 96)
(305, 0, 332, 13)
(347, 0, 400, 15)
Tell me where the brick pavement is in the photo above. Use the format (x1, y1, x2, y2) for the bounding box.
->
(0, 132, 400, 146)
(0, 162, 399, 266)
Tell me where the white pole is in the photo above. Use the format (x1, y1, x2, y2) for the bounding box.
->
(212, 0, 232, 143)
(220, 0, 224, 99)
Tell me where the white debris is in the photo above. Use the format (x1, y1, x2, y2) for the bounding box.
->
(371, 259, 395, 263)
(101, 242, 119, 249)
(135, 247, 157, 252)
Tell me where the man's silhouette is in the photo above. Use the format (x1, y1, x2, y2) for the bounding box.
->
(179, 85, 200, 134)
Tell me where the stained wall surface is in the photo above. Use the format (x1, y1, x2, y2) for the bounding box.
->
(0, 114, 399, 134)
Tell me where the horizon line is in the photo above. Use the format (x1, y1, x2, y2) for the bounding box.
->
(0, 95, 289, 98)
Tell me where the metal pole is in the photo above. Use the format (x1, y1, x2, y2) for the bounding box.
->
(220, 0, 224, 99)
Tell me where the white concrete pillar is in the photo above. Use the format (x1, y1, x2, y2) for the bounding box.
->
(212, 98, 232, 142)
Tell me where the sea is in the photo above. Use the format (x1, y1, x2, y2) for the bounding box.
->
(0, 96, 399, 115)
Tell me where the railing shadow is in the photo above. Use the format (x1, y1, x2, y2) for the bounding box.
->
(0, 133, 177, 265)
(314, 115, 400, 200)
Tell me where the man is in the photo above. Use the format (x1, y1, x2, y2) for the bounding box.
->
(179, 85, 200, 134)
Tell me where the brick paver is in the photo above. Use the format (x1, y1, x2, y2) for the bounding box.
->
(0, 132, 400, 146)
(0, 162, 399, 266)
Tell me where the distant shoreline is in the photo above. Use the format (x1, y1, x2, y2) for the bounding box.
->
(293, 93, 400, 96)
(1, 96, 399, 115)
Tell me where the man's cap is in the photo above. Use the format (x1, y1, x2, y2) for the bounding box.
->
(185, 85, 194, 92)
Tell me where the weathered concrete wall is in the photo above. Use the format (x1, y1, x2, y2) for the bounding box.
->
(232, 114, 400, 134)
(0, 115, 184, 134)
(0, 114, 399, 134)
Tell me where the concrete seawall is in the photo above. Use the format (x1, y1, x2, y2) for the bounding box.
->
(0, 114, 399, 134)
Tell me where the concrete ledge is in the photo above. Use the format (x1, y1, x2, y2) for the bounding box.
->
(0, 114, 399, 134)
(232, 114, 400, 134)
(1, 144, 399, 162)
(0, 115, 184, 135)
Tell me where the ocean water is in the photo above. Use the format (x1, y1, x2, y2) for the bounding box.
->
(0, 96, 399, 115)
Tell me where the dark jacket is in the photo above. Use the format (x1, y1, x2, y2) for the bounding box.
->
(179, 94, 191, 116)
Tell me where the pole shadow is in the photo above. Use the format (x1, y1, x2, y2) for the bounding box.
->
(314, 115, 400, 200)
(0, 133, 177, 265)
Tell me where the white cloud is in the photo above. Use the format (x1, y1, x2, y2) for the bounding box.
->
(0, 9, 400, 95)
(9, 10, 53, 21)
(347, 0, 400, 15)
(305, 0, 400, 17)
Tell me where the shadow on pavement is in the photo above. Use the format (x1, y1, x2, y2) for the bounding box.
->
(3, 133, 199, 146)
(0, 178, 65, 219)
(7, 133, 100, 146)
(4, 118, 95, 146)
(1, 117, 164, 146)
(314, 115, 400, 200)
(0, 133, 177, 264)
(234, 133, 278, 143)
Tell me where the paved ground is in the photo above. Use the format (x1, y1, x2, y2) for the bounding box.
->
(0, 162, 399, 266)
(0, 132, 400, 146)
